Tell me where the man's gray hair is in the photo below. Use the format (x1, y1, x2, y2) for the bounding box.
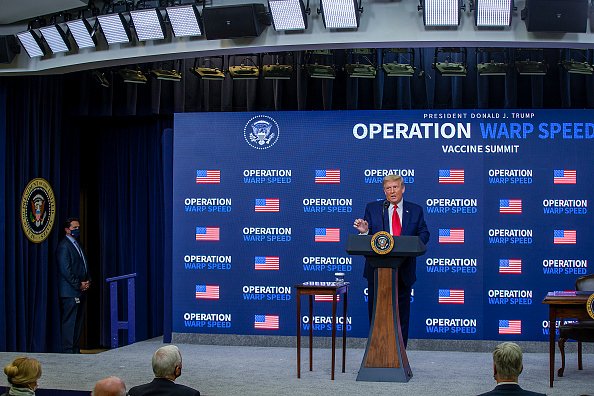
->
(383, 174, 403, 186)
(152, 345, 182, 377)
(493, 342, 523, 380)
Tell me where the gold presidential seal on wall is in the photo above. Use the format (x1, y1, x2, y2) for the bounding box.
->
(587, 293, 594, 320)
(21, 178, 56, 243)
(371, 231, 394, 255)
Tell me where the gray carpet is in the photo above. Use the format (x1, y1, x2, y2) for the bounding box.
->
(1, 337, 592, 396)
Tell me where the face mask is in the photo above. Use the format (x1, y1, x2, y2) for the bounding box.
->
(70, 229, 80, 239)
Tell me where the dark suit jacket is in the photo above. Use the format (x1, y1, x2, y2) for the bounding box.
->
(56, 237, 89, 298)
(477, 383, 546, 396)
(362, 199, 430, 286)
(128, 378, 200, 396)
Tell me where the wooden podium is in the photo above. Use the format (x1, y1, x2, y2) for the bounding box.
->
(346, 234, 427, 382)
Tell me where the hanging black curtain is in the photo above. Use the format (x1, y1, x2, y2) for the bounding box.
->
(0, 75, 80, 352)
(92, 116, 169, 346)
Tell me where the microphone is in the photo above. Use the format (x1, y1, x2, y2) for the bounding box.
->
(382, 200, 390, 232)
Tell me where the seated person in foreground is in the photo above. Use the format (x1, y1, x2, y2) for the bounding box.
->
(477, 342, 545, 396)
(3, 357, 42, 396)
(128, 345, 200, 396)
(91, 377, 126, 396)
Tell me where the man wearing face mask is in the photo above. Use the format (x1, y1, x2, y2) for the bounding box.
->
(56, 217, 90, 354)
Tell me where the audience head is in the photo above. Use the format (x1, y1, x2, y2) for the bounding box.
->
(91, 377, 126, 396)
(492, 342, 523, 381)
(4, 356, 42, 390)
(152, 345, 182, 379)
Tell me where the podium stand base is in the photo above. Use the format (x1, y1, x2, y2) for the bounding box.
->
(356, 365, 413, 382)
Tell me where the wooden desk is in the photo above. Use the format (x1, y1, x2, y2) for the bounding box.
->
(542, 291, 591, 387)
(295, 282, 349, 380)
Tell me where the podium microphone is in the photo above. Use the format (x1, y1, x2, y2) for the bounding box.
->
(382, 200, 390, 232)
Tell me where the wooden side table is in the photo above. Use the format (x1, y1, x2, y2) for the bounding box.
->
(295, 282, 349, 380)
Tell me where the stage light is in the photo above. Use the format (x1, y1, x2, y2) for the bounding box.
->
(421, 0, 461, 26)
(268, 0, 308, 31)
(319, 0, 360, 29)
(382, 48, 416, 77)
(17, 30, 45, 58)
(190, 58, 226, 80)
(39, 25, 71, 54)
(130, 8, 166, 41)
(97, 13, 132, 44)
(432, 47, 467, 76)
(166, 5, 203, 37)
(151, 68, 182, 81)
(560, 60, 593, 74)
(263, 64, 294, 79)
(474, 0, 513, 27)
(304, 64, 336, 78)
(66, 18, 97, 48)
(90, 70, 110, 87)
(118, 68, 147, 83)
(515, 61, 548, 75)
(476, 48, 509, 76)
(229, 58, 260, 80)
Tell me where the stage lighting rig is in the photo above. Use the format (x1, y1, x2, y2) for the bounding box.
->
(269, 0, 309, 31)
(190, 58, 226, 80)
(470, 0, 514, 27)
(476, 48, 509, 76)
(318, 0, 362, 29)
(432, 47, 467, 76)
(559, 49, 593, 75)
(344, 49, 376, 78)
(262, 53, 294, 79)
(166, 4, 203, 37)
(229, 57, 260, 80)
(515, 48, 548, 75)
(382, 48, 416, 77)
(419, 0, 463, 26)
(304, 50, 336, 79)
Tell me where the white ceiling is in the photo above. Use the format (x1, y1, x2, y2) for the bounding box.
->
(0, 0, 88, 24)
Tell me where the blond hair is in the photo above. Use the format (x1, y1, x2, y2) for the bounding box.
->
(4, 357, 42, 387)
(382, 174, 403, 186)
(493, 342, 522, 380)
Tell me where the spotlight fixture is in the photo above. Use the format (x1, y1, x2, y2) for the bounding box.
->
(17, 30, 45, 58)
(476, 48, 509, 76)
(304, 64, 336, 78)
(39, 25, 71, 54)
(262, 64, 293, 79)
(229, 57, 260, 80)
(559, 49, 593, 75)
(420, 0, 461, 27)
(432, 47, 467, 76)
(66, 18, 97, 48)
(515, 48, 547, 75)
(90, 70, 110, 88)
(318, 0, 361, 29)
(97, 13, 132, 44)
(344, 49, 377, 78)
(118, 68, 147, 83)
(190, 58, 226, 80)
(472, 0, 513, 27)
(151, 69, 182, 81)
(382, 48, 416, 77)
(515, 61, 547, 75)
(268, 0, 309, 31)
(166, 5, 203, 37)
(130, 8, 166, 41)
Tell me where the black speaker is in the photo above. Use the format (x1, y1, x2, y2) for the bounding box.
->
(202, 4, 270, 40)
(0, 35, 20, 64)
(522, 0, 588, 32)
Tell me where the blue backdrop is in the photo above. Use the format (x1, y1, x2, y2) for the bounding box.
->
(172, 110, 592, 341)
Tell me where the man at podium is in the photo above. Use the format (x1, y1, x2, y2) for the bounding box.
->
(353, 174, 429, 347)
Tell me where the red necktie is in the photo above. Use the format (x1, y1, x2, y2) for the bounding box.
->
(392, 205, 401, 236)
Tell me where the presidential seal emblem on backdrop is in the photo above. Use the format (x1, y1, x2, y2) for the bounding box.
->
(21, 178, 56, 243)
(244, 115, 279, 150)
(371, 231, 394, 255)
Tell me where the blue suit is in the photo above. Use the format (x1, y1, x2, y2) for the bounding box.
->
(56, 236, 90, 353)
(363, 199, 429, 346)
(477, 384, 546, 396)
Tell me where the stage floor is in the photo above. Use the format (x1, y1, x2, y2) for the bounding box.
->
(1, 337, 592, 396)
